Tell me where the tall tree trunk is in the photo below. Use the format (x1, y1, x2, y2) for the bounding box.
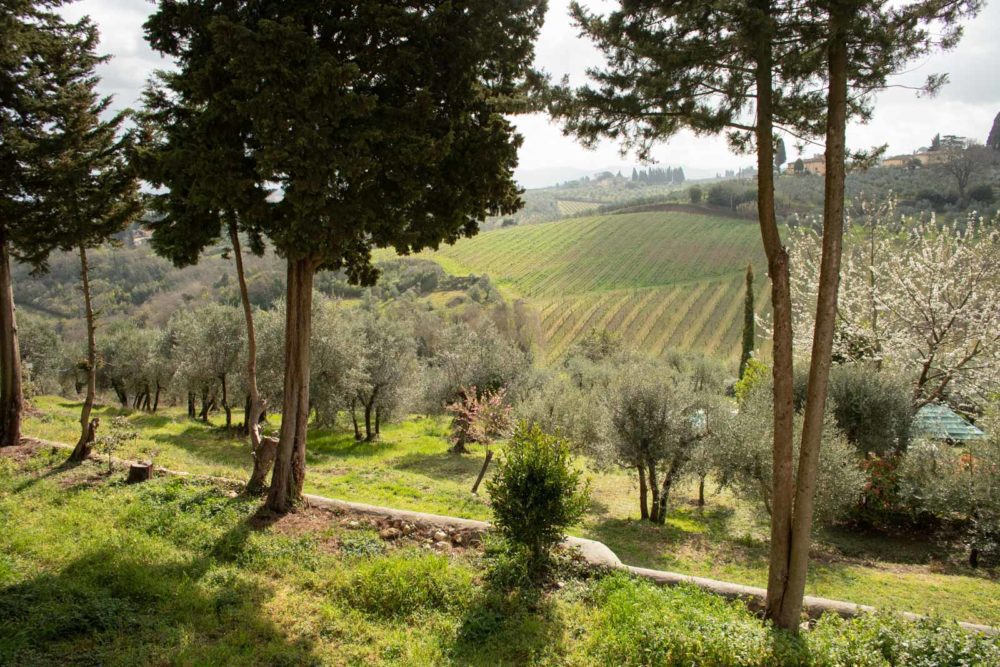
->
(153, 382, 161, 413)
(374, 406, 380, 437)
(199, 388, 211, 422)
(752, 0, 798, 627)
(187, 391, 196, 418)
(0, 230, 22, 448)
(230, 217, 274, 494)
(773, 6, 850, 631)
(142, 385, 151, 411)
(70, 245, 97, 461)
(698, 475, 706, 508)
(265, 257, 315, 513)
(637, 463, 649, 520)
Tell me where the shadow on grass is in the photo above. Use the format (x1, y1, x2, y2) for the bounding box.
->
(149, 426, 250, 469)
(0, 522, 315, 666)
(449, 590, 566, 665)
(395, 451, 483, 481)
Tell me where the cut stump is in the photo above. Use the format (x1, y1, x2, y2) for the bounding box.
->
(127, 462, 153, 484)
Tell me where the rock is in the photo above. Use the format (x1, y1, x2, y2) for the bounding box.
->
(226, 490, 238, 498)
(348, 520, 361, 529)
(451, 533, 464, 546)
(432, 530, 448, 542)
(432, 541, 451, 551)
(401, 523, 414, 535)
(379, 527, 401, 540)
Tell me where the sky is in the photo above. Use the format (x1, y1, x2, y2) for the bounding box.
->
(62, 0, 1000, 187)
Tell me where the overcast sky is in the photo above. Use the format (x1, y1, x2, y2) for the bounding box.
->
(62, 0, 1000, 185)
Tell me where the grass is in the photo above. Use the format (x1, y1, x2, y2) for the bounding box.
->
(3, 442, 998, 666)
(22, 395, 1000, 627)
(396, 211, 770, 361)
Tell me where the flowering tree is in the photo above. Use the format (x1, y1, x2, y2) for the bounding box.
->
(446, 386, 512, 493)
(788, 202, 1000, 408)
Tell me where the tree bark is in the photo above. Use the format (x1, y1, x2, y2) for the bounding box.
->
(0, 230, 22, 447)
(698, 475, 706, 508)
(152, 382, 161, 413)
(229, 218, 272, 494)
(772, 5, 850, 631)
(364, 388, 378, 442)
(351, 399, 362, 441)
(265, 256, 315, 513)
(637, 462, 649, 520)
(220, 374, 231, 428)
(751, 0, 798, 627)
(471, 448, 494, 494)
(645, 456, 660, 523)
(70, 245, 97, 461)
(187, 391, 196, 418)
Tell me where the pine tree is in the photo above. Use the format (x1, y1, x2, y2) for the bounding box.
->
(739, 264, 755, 379)
(143, 0, 545, 513)
(0, 4, 127, 447)
(547, 0, 981, 631)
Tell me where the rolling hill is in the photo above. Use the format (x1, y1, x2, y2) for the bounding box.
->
(414, 211, 771, 362)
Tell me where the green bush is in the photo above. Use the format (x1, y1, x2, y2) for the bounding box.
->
(586, 573, 1000, 666)
(794, 363, 913, 456)
(336, 551, 472, 618)
(486, 421, 589, 582)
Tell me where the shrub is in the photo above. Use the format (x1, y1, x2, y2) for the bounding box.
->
(897, 434, 1000, 567)
(688, 185, 703, 203)
(486, 422, 589, 582)
(794, 363, 913, 456)
(337, 552, 472, 618)
(714, 383, 865, 523)
(586, 573, 1000, 666)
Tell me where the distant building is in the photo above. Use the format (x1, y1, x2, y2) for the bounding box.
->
(882, 154, 919, 168)
(800, 154, 825, 176)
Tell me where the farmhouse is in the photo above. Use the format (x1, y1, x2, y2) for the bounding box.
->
(800, 154, 826, 175)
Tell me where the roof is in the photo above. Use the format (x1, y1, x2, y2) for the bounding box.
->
(912, 403, 986, 442)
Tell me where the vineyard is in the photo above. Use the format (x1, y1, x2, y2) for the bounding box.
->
(417, 211, 770, 362)
(555, 198, 602, 216)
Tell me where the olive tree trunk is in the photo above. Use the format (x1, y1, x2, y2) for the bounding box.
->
(0, 229, 23, 447)
(265, 257, 314, 513)
(771, 6, 849, 631)
(70, 245, 97, 461)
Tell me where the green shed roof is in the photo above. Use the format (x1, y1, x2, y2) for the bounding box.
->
(912, 403, 985, 442)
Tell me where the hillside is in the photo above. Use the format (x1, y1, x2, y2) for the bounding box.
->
(416, 211, 770, 362)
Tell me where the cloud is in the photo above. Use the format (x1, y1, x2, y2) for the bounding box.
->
(65, 0, 1000, 175)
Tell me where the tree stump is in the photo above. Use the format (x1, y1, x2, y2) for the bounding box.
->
(126, 462, 153, 484)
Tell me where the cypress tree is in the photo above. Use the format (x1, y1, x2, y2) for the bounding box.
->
(0, 4, 131, 447)
(143, 0, 545, 513)
(988, 111, 1000, 150)
(739, 263, 755, 379)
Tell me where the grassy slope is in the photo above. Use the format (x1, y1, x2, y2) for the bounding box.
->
(23, 396, 1000, 627)
(412, 211, 770, 362)
(7, 448, 996, 666)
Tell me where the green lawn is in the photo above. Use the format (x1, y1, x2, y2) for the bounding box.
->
(4, 445, 998, 666)
(23, 395, 1000, 627)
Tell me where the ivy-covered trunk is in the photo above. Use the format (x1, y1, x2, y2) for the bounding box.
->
(70, 245, 97, 461)
(265, 257, 314, 513)
(0, 230, 22, 447)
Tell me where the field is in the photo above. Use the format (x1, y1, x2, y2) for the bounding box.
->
(16, 396, 1000, 628)
(416, 211, 769, 362)
(555, 199, 602, 216)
